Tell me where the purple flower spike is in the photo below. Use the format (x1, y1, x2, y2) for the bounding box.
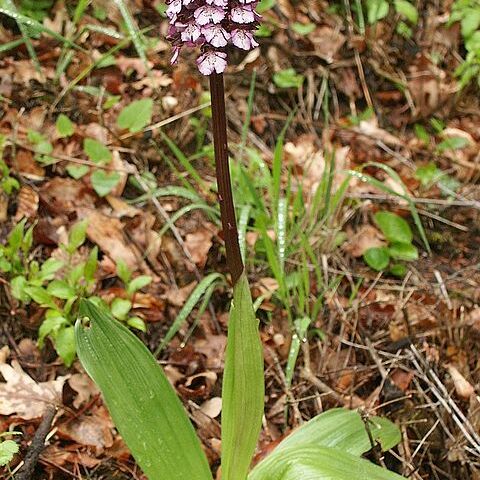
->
(166, 0, 260, 75)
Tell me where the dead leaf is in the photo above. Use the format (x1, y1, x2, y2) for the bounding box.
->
(68, 373, 100, 409)
(14, 185, 39, 221)
(0, 359, 67, 420)
(343, 225, 386, 257)
(80, 209, 142, 271)
(40, 178, 96, 215)
(200, 397, 222, 419)
(185, 224, 214, 268)
(311, 26, 345, 63)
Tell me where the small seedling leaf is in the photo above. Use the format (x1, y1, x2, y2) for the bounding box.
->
(374, 211, 413, 244)
(364, 247, 390, 271)
(83, 138, 112, 164)
(117, 98, 153, 133)
(56, 114, 75, 137)
(388, 242, 418, 261)
(91, 170, 121, 197)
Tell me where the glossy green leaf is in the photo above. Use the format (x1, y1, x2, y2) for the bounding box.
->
(374, 211, 412, 244)
(249, 409, 403, 480)
(250, 445, 404, 480)
(75, 300, 212, 480)
(222, 273, 264, 480)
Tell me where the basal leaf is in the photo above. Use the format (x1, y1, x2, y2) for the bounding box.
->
(364, 247, 390, 271)
(75, 300, 212, 480)
(374, 211, 412, 244)
(222, 273, 264, 480)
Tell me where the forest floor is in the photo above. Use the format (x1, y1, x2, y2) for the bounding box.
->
(1, 0, 480, 479)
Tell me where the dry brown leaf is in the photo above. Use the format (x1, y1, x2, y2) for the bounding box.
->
(80, 209, 141, 271)
(311, 26, 345, 63)
(58, 409, 114, 450)
(200, 397, 222, 419)
(185, 224, 214, 268)
(0, 359, 67, 420)
(40, 177, 96, 215)
(343, 225, 386, 257)
(68, 373, 100, 409)
(14, 185, 39, 221)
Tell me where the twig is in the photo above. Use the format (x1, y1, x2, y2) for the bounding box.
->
(15, 405, 57, 480)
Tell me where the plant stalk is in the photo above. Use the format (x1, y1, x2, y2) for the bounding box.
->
(209, 73, 244, 285)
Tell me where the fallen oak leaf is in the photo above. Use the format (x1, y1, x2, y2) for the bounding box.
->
(0, 360, 68, 420)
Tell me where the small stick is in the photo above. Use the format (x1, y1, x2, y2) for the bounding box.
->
(15, 405, 56, 480)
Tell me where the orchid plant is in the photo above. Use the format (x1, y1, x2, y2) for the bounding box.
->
(75, 3, 406, 479)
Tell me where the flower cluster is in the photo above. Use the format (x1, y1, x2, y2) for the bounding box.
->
(166, 0, 260, 75)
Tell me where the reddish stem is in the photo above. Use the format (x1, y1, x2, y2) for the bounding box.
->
(209, 73, 244, 285)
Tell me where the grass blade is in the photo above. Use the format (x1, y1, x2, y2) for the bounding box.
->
(156, 273, 224, 354)
(221, 273, 264, 480)
(75, 300, 213, 480)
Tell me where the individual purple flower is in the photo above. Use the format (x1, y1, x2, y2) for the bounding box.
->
(166, 0, 261, 75)
(231, 29, 258, 50)
(197, 50, 228, 75)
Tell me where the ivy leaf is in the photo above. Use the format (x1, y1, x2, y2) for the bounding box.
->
(83, 138, 112, 164)
(117, 99, 153, 133)
(91, 170, 121, 197)
(66, 164, 89, 180)
(0, 439, 19, 466)
(56, 114, 75, 138)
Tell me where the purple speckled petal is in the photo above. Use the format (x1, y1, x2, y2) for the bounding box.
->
(202, 24, 230, 47)
(181, 22, 202, 42)
(231, 29, 259, 50)
(197, 50, 227, 75)
(230, 5, 256, 23)
(194, 5, 226, 25)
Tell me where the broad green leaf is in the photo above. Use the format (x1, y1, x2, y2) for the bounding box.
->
(75, 300, 213, 480)
(390, 263, 407, 277)
(249, 409, 403, 480)
(364, 247, 390, 271)
(56, 325, 76, 366)
(388, 242, 418, 261)
(8, 218, 26, 252)
(117, 98, 153, 133)
(249, 445, 404, 480)
(91, 170, 121, 197)
(461, 10, 480, 38)
(257, 0, 276, 13)
(84, 246, 98, 283)
(127, 275, 152, 294)
(56, 114, 75, 137)
(374, 211, 412, 244)
(47, 280, 76, 300)
(0, 439, 19, 466)
(83, 138, 112, 164)
(222, 273, 264, 480)
(111, 298, 132, 320)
